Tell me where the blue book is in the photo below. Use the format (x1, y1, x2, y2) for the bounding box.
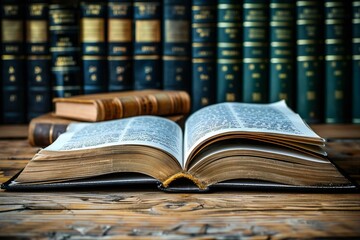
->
(191, 0, 217, 111)
(133, 0, 162, 90)
(352, 0, 360, 123)
(108, 0, 133, 92)
(296, 0, 324, 123)
(242, 0, 269, 103)
(163, 0, 191, 92)
(80, 0, 107, 94)
(1, 0, 26, 123)
(26, 0, 52, 121)
(216, 0, 242, 103)
(49, 3, 82, 98)
(269, 0, 295, 108)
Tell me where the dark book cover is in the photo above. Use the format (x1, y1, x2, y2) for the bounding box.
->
(269, 0, 295, 108)
(242, 0, 269, 103)
(133, 0, 162, 90)
(1, 0, 26, 123)
(352, 1, 360, 124)
(163, 0, 191, 93)
(49, 3, 82, 98)
(324, 0, 351, 123)
(107, 0, 133, 92)
(296, 0, 324, 123)
(26, 0, 52, 121)
(216, 0, 242, 103)
(191, 0, 217, 112)
(80, 0, 107, 94)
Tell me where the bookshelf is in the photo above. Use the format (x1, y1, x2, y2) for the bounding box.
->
(0, 0, 359, 124)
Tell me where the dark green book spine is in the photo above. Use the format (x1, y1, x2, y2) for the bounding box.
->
(216, 0, 242, 103)
(81, 1, 107, 94)
(353, 1, 360, 123)
(269, 0, 295, 107)
(191, 0, 217, 111)
(26, 0, 52, 121)
(49, 4, 82, 98)
(242, 0, 269, 103)
(324, 0, 350, 123)
(133, 0, 162, 90)
(107, 0, 133, 92)
(163, 0, 191, 92)
(296, 0, 324, 123)
(1, 0, 25, 123)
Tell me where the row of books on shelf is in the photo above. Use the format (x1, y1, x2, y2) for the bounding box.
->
(0, 0, 359, 124)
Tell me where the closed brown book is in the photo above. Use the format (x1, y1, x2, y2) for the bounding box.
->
(53, 90, 191, 122)
(28, 112, 186, 147)
(28, 113, 74, 147)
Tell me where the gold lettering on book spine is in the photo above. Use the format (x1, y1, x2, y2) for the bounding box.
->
(165, 20, 189, 43)
(108, 19, 132, 42)
(27, 20, 48, 43)
(135, 20, 161, 42)
(2, 20, 23, 42)
(81, 18, 105, 42)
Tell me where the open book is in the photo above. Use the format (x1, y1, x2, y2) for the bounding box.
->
(3, 101, 355, 192)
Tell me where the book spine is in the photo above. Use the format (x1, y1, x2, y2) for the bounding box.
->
(80, 0, 107, 94)
(111, 91, 190, 120)
(191, 0, 217, 111)
(133, 0, 162, 90)
(49, 4, 82, 98)
(324, 0, 350, 123)
(353, 1, 360, 123)
(29, 122, 68, 147)
(1, 0, 26, 123)
(296, 0, 324, 123)
(107, 0, 133, 92)
(216, 0, 242, 103)
(269, 0, 295, 107)
(26, 0, 52, 121)
(163, 0, 191, 92)
(242, 0, 269, 103)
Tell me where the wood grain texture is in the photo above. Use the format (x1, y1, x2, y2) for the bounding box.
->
(0, 125, 359, 238)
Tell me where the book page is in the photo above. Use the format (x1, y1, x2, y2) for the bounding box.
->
(184, 100, 323, 162)
(45, 116, 183, 165)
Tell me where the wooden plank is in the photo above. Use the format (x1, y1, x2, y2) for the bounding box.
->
(0, 125, 28, 139)
(0, 191, 360, 211)
(0, 140, 39, 160)
(0, 210, 359, 238)
(311, 124, 360, 139)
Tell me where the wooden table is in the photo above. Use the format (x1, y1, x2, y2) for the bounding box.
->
(1, 125, 360, 239)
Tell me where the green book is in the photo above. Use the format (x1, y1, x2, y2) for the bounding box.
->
(324, 0, 351, 123)
(1, 0, 26, 123)
(133, 0, 162, 90)
(163, 0, 191, 93)
(269, 0, 295, 108)
(26, 0, 52, 121)
(191, 0, 217, 111)
(242, 0, 269, 103)
(216, 0, 242, 103)
(352, 1, 360, 123)
(107, 0, 133, 92)
(80, 0, 108, 94)
(296, 0, 324, 123)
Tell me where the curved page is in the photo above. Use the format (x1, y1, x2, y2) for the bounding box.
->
(46, 116, 183, 165)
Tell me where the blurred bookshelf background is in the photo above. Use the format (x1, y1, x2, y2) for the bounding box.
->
(0, 0, 359, 124)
